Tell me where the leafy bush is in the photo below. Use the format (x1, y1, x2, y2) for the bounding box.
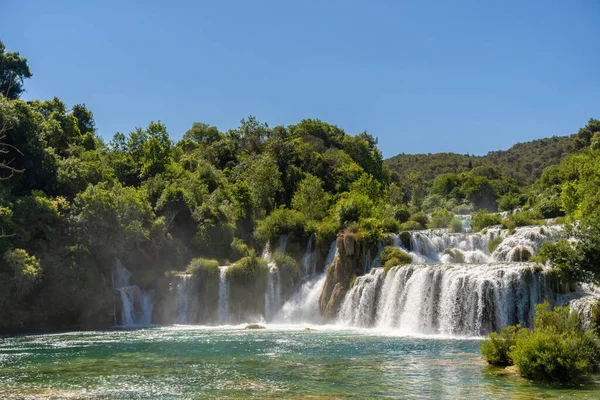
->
(225, 251, 268, 283)
(428, 209, 453, 229)
(510, 247, 532, 262)
(511, 303, 600, 382)
(392, 206, 411, 223)
(481, 302, 600, 382)
(185, 257, 219, 277)
(449, 218, 463, 233)
(336, 192, 374, 225)
(399, 220, 422, 231)
(497, 193, 524, 212)
(409, 212, 429, 229)
(380, 246, 412, 273)
(510, 210, 544, 227)
(255, 208, 305, 244)
(471, 210, 501, 232)
(3, 249, 43, 298)
(272, 251, 299, 278)
(488, 237, 503, 254)
(443, 248, 465, 263)
(480, 325, 523, 366)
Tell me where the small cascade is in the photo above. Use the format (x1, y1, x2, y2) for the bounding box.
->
(339, 263, 564, 336)
(277, 240, 338, 323)
(170, 275, 200, 324)
(113, 259, 153, 326)
(217, 266, 229, 324)
(492, 225, 562, 262)
(301, 236, 318, 276)
(262, 236, 288, 321)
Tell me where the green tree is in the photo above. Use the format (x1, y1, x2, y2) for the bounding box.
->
(0, 40, 32, 99)
(291, 174, 328, 220)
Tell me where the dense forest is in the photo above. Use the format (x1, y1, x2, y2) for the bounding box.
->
(385, 134, 576, 187)
(1, 39, 599, 334)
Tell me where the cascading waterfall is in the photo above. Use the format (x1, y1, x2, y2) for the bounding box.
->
(277, 240, 338, 323)
(217, 266, 229, 324)
(113, 259, 153, 326)
(263, 235, 288, 321)
(337, 225, 598, 335)
(171, 275, 200, 324)
(301, 236, 318, 276)
(339, 263, 562, 336)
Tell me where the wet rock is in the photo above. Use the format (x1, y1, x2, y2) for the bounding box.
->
(244, 323, 266, 330)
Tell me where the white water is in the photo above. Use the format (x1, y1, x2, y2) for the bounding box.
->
(301, 236, 318, 276)
(113, 259, 153, 326)
(217, 266, 229, 324)
(263, 236, 288, 321)
(170, 275, 200, 324)
(339, 263, 562, 336)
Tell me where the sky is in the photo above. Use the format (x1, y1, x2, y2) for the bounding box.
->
(2, 0, 599, 158)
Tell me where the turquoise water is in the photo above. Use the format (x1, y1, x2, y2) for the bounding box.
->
(1, 326, 599, 399)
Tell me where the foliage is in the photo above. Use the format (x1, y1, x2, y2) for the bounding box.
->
(428, 209, 453, 229)
(487, 237, 503, 254)
(2, 248, 42, 298)
(409, 212, 429, 229)
(443, 248, 465, 263)
(255, 208, 305, 244)
(185, 258, 219, 277)
(480, 325, 523, 366)
(470, 210, 501, 232)
(449, 218, 463, 233)
(272, 251, 299, 279)
(380, 246, 412, 273)
(291, 174, 329, 220)
(399, 220, 422, 231)
(225, 251, 268, 283)
(481, 302, 600, 382)
(511, 303, 600, 382)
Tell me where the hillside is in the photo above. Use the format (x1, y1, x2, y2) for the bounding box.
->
(385, 134, 575, 187)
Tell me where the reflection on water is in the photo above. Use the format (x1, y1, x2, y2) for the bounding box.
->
(1, 326, 599, 399)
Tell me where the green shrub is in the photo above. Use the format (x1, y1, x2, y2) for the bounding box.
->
(336, 192, 375, 225)
(488, 237, 503, 254)
(471, 210, 501, 232)
(225, 251, 268, 283)
(428, 209, 453, 229)
(510, 247, 532, 262)
(3, 249, 43, 298)
(511, 210, 543, 227)
(452, 202, 474, 215)
(443, 248, 465, 263)
(185, 257, 219, 277)
(392, 206, 411, 223)
(480, 325, 524, 366)
(399, 220, 422, 231)
(231, 237, 249, 260)
(272, 251, 299, 278)
(511, 303, 600, 382)
(255, 208, 305, 244)
(449, 218, 463, 233)
(380, 246, 412, 273)
(380, 216, 400, 233)
(409, 212, 429, 229)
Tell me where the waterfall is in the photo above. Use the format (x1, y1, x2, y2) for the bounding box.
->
(170, 275, 199, 324)
(301, 236, 318, 276)
(217, 266, 229, 324)
(339, 263, 563, 336)
(113, 259, 153, 326)
(492, 225, 562, 262)
(277, 240, 338, 323)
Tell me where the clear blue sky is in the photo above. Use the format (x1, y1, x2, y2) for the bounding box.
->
(3, 0, 599, 158)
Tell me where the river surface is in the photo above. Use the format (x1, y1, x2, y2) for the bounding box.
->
(1, 326, 599, 399)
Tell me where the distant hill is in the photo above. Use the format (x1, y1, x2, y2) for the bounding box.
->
(385, 135, 575, 187)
